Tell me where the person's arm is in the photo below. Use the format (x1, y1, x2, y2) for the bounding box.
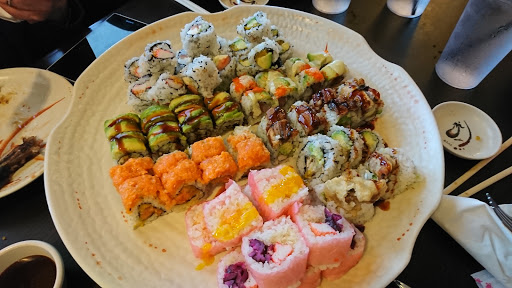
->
(0, 0, 68, 23)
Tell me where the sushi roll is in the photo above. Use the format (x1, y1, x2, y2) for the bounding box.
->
(226, 126, 271, 179)
(104, 113, 150, 164)
(246, 37, 281, 72)
(109, 157, 154, 191)
(254, 70, 283, 90)
(240, 87, 277, 125)
(153, 151, 205, 211)
(241, 216, 309, 288)
(175, 49, 193, 74)
(189, 136, 227, 164)
(212, 54, 237, 91)
(180, 55, 221, 98)
(309, 88, 349, 128)
(270, 25, 293, 63)
(336, 78, 384, 128)
(218, 249, 258, 288)
(124, 56, 149, 83)
(215, 36, 231, 56)
(257, 107, 300, 163)
(283, 57, 311, 80)
(328, 125, 364, 169)
(247, 165, 308, 221)
(359, 129, 386, 162)
(146, 73, 187, 105)
(306, 49, 333, 69)
(139, 40, 177, 74)
(267, 76, 298, 110)
(287, 101, 327, 137)
(228, 36, 253, 58)
(298, 266, 321, 288)
(140, 105, 187, 158)
(235, 55, 261, 77)
(296, 67, 325, 101)
(199, 151, 238, 187)
(229, 75, 257, 102)
(320, 60, 347, 88)
(321, 225, 365, 280)
(127, 75, 157, 113)
(236, 11, 272, 43)
(289, 204, 356, 268)
(203, 180, 263, 248)
(180, 16, 219, 57)
(313, 169, 388, 225)
(205, 92, 244, 134)
(169, 94, 214, 143)
(296, 134, 345, 187)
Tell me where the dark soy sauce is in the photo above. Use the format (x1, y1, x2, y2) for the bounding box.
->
(0, 255, 56, 288)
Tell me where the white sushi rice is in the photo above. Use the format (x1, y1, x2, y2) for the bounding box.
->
(181, 16, 219, 58)
(127, 75, 158, 113)
(146, 73, 187, 105)
(139, 40, 177, 74)
(247, 37, 281, 69)
(179, 55, 221, 98)
(237, 11, 273, 43)
(328, 125, 364, 169)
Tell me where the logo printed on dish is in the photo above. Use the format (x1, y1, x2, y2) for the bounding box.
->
(443, 120, 472, 150)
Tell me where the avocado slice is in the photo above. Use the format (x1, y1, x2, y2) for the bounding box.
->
(245, 17, 261, 30)
(307, 51, 333, 68)
(255, 72, 269, 89)
(361, 130, 380, 154)
(239, 57, 251, 67)
(169, 94, 202, 112)
(255, 49, 273, 69)
(229, 38, 248, 52)
(278, 142, 295, 156)
(321, 60, 347, 80)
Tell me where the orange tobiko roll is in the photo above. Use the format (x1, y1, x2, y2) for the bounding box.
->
(227, 126, 271, 178)
(199, 151, 238, 184)
(109, 157, 154, 190)
(190, 136, 226, 164)
(153, 151, 188, 178)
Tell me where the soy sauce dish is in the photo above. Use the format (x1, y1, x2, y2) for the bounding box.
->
(0, 240, 64, 288)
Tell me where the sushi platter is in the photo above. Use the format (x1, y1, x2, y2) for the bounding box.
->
(45, 6, 444, 288)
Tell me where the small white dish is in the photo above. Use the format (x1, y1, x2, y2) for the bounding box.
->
(432, 101, 502, 160)
(0, 240, 65, 288)
(218, 0, 269, 10)
(0, 68, 73, 198)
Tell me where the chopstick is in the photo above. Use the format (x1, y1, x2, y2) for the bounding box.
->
(457, 166, 512, 197)
(443, 136, 512, 195)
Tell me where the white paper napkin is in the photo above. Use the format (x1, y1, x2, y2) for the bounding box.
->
(432, 195, 512, 287)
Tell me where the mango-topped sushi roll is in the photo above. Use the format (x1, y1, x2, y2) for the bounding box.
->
(289, 204, 355, 268)
(321, 225, 365, 280)
(247, 165, 308, 221)
(336, 78, 384, 128)
(169, 94, 214, 143)
(104, 113, 149, 165)
(140, 105, 187, 158)
(217, 248, 258, 288)
(241, 216, 309, 288)
(153, 151, 205, 211)
(226, 126, 271, 179)
(205, 92, 244, 134)
(203, 181, 263, 249)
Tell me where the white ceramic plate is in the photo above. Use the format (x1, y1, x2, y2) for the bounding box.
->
(432, 101, 502, 160)
(0, 68, 72, 198)
(45, 6, 444, 288)
(219, 0, 269, 10)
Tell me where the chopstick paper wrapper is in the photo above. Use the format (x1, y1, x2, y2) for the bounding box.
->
(432, 196, 512, 287)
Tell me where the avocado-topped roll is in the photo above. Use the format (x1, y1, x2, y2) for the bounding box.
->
(283, 57, 311, 79)
(321, 60, 347, 88)
(296, 67, 325, 101)
(241, 87, 277, 125)
(236, 11, 272, 43)
(127, 75, 157, 113)
(169, 94, 214, 143)
(104, 113, 150, 164)
(257, 106, 299, 163)
(205, 91, 244, 134)
(139, 40, 177, 75)
(267, 76, 298, 110)
(307, 49, 333, 69)
(247, 37, 282, 72)
(179, 55, 221, 98)
(336, 78, 384, 128)
(180, 16, 219, 58)
(287, 101, 327, 137)
(146, 73, 187, 105)
(140, 105, 187, 157)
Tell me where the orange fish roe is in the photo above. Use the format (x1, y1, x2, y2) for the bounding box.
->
(153, 151, 188, 178)
(190, 136, 226, 164)
(117, 174, 165, 212)
(109, 157, 154, 190)
(232, 75, 256, 94)
(199, 151, 238, 183)
(305, 67, 325, 82)
(227, 130, 253, 148)
(235, 138, 270, 173)
(160, 159, 200, 197)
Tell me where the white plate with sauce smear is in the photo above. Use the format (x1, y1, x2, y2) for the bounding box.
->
(0, 68, 73, 198)
(433, 101, 502, 160)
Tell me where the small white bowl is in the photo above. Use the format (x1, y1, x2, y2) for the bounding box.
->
(0, 240, 64, 288)
(432, 101, 502, 160)
(218, 0, 269, 9)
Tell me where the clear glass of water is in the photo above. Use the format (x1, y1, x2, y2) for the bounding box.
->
(313, 0, 351, 14)
(386, 0, 431, 18)
(435, 0, 512, 89)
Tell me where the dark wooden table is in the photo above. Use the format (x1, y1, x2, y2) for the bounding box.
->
(1, 0, 510, 287)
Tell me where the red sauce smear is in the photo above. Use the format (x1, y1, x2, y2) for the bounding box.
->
(0, 97, 65, 156)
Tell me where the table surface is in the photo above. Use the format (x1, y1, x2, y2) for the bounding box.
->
(1, 0, 511, 287)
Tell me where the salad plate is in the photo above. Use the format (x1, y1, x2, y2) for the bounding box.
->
(45, 6, 443, 287)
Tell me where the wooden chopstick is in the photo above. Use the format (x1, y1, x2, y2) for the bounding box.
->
(457, 166, 512, 197)
(443, 136, 512, 195)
